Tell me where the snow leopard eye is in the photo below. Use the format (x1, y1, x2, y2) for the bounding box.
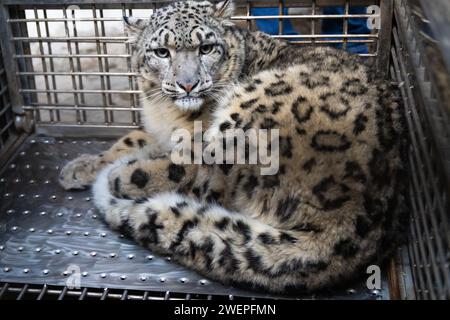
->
(154, 48, 170, 58)
(199, 44, 214, 55)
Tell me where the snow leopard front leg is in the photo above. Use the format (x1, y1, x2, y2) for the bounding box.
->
(102, 155, 198, 200)
(59, 130, 163, 190)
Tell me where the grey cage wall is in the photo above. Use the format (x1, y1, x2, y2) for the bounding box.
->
(0, 0, 448, 300)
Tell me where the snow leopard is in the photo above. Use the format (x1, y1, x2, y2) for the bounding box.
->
(59, 0, 407, 293)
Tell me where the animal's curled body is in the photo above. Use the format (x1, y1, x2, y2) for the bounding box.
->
(59, 0, 407, 293)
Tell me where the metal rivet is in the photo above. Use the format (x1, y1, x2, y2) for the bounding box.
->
(33, 194, 41, 198)
(50, 195, 57, 200)
(72, 141, 77, 144)
(6, 209, 15, 214)
(56, 212, 63, 217)
(34, 152, 40, 156)
(47, 229, 53, 234)
(40, 211, 47, 216)
(371, 289, 381, 296)
(179, 277, 188, 284)
(146, 255, 154, 260)
(25, 164, 31, 169)
(29, 180, 36, 184)
(166, 257, 171, 262)
(0, 178, 5, 183)
(83, 232, 90, 236)
(120, 275, 127, 280)
(42, 269, 49, 275)
(13, 178, 20, 183)
(55, 249, 61, 254)
(29, 228, 35, 232)
(127, 254, 134, 259)
(19, 152, 26, 156)
(90, 252, 97, 257)
(159, 277, 166, 283)
(75, 213, 82, 218)
(100, 273, 107, 278)
(10, 164, 16, 169)
(140, 275, 147, 282)
(23, 268, 30, 274)
(63, 153, 68, 157)
(72, 250, 79, 256)
(0, 245, 4, 250)
(92, 215, 98, 219)
(100, 232, 106, 237)
(63, 271, 69, 276)
(11, 226, 18, 231)
(82, 272, 88, 277)
(55, 166, 60, 170)
(58, 140, 63, 144)
(17, 246, 24, 252)
(85, 197, 91, 202)
(18, 193, 25, 198)
(199, 279, 208, 286)
(23, 210, 30, 215)
(3, 267, 11, 272)
(35, 247, 42, 252)
(109, 253, 116, 258)
(4, 193, 12, 198)
(44, 180, 50, 184)
(65, 231, 72, 235)
(67, 196, 73, 200)
(347, 289, 356, 294)
(30, 139, 36, 143)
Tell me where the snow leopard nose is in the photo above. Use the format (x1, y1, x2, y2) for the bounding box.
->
(176, 80, 199, 94)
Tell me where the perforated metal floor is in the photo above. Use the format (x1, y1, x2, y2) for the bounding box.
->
(0, 135, 389, 300)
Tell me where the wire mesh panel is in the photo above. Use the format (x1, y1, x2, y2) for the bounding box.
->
(0, 43, 16, 155)
(390, 0, 450, 300)
(1, 0, 385, 135)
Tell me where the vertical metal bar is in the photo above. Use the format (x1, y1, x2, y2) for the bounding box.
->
(36, 284, 47, 300)
(16, 284, 29, 300)
(33, 7, 53, 122)
(62, 7, 81, 124)
(377, 0, 393, 77)
(246, 1, 251, 31)
(79, 287, 88, 300)
(70, 7, 87, 122)
(142, 291, 149, 300)
(0, 283, 9, 299)
(278, 0, 283, 36)
(122, 5, 138, 125)
(343, 1, 349, 51)
(92, 5, 110, 124)
(57, 286, 68, 300)
(164, 291, 170, 300)
(120, 289, 128, 300)
(311, 0, 316, 47)
(42, 9, 60, 122)
(0, 5, 24, 112)
(99, 8, 114, 123)
(100, 288, 109, 300)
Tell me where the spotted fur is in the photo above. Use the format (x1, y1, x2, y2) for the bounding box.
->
(60, 1, 407, 293)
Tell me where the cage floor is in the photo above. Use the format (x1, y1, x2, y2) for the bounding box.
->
(0, 135, 389, 300)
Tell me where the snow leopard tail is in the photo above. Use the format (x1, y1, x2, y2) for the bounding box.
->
(93, 167, 381, 294)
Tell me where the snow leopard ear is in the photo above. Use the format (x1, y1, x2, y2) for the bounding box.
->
(123, 16, 148, 34)
(214, 0, 235, 20)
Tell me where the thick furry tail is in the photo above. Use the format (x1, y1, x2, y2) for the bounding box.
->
(93, 165, 371, 294)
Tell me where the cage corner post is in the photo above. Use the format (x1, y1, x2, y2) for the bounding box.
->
(377, 0, 394, 77)
(0, 4, 35, 137)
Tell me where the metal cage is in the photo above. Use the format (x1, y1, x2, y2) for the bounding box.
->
(0, 0, 449, 300)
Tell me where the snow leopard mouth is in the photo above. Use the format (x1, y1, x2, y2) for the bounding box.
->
(174, 96, 205, 111)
